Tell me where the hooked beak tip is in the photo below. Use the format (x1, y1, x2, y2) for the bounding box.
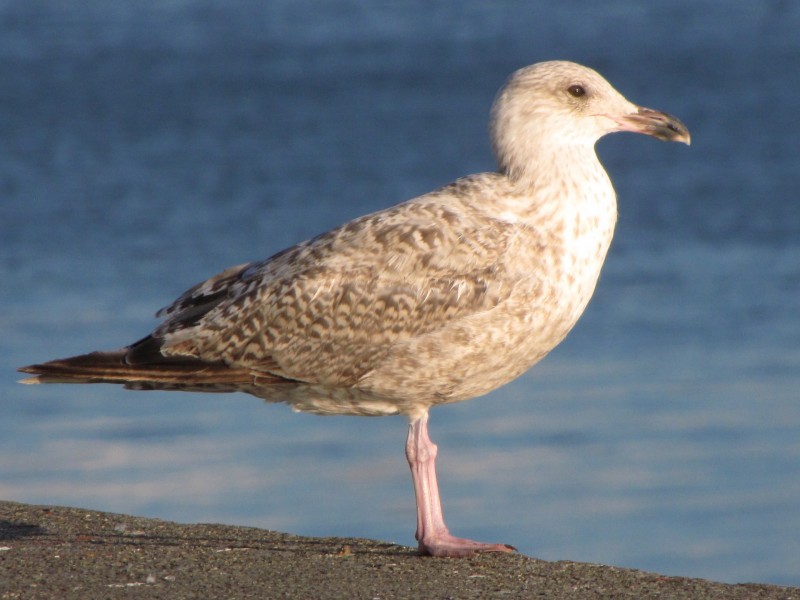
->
(612, 106, 691, 145)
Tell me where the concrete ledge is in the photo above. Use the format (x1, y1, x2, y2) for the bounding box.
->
(1, 500, 796, 599)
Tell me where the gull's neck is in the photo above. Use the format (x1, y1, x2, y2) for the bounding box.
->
(502, 140, 603, 188)
(496, 140, 616, 229)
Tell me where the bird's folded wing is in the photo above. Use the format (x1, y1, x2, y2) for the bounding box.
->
(152, 180, 519, 385)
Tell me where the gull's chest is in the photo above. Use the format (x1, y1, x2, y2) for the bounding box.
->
(556, 186, 617, 285)
(509, 176, 614, 261)
(499, 172, 618, 327)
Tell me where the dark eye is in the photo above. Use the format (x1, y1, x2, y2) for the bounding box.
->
(567, 84, 586, 98)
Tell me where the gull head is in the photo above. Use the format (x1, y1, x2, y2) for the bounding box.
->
(490, 61, 690, 179)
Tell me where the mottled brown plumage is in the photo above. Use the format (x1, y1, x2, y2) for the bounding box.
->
(19, 61, 689, 556)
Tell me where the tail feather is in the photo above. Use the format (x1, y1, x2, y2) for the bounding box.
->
(18, 349, 274, 390)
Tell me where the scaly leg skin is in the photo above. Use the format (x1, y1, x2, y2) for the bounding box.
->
(405, 411, 516, 557)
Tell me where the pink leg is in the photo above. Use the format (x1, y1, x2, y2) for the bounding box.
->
(405, 411, 516, 557)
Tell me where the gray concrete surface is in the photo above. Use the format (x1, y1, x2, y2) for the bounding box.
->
(1, 500, 797, 599)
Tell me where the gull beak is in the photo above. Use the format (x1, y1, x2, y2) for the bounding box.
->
(610, 106, 691, 145)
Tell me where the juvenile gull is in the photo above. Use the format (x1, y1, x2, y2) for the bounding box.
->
(19, 61, 689, 557)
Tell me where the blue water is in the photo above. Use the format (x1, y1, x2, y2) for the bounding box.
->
(2, 0, 799, 586)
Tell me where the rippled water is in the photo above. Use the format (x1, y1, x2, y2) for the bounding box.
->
(2, 0, 798, 585)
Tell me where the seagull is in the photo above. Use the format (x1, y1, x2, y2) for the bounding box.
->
(19, 61, 689, 557)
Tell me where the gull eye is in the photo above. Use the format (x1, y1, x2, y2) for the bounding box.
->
(567, 84, 586, 98)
